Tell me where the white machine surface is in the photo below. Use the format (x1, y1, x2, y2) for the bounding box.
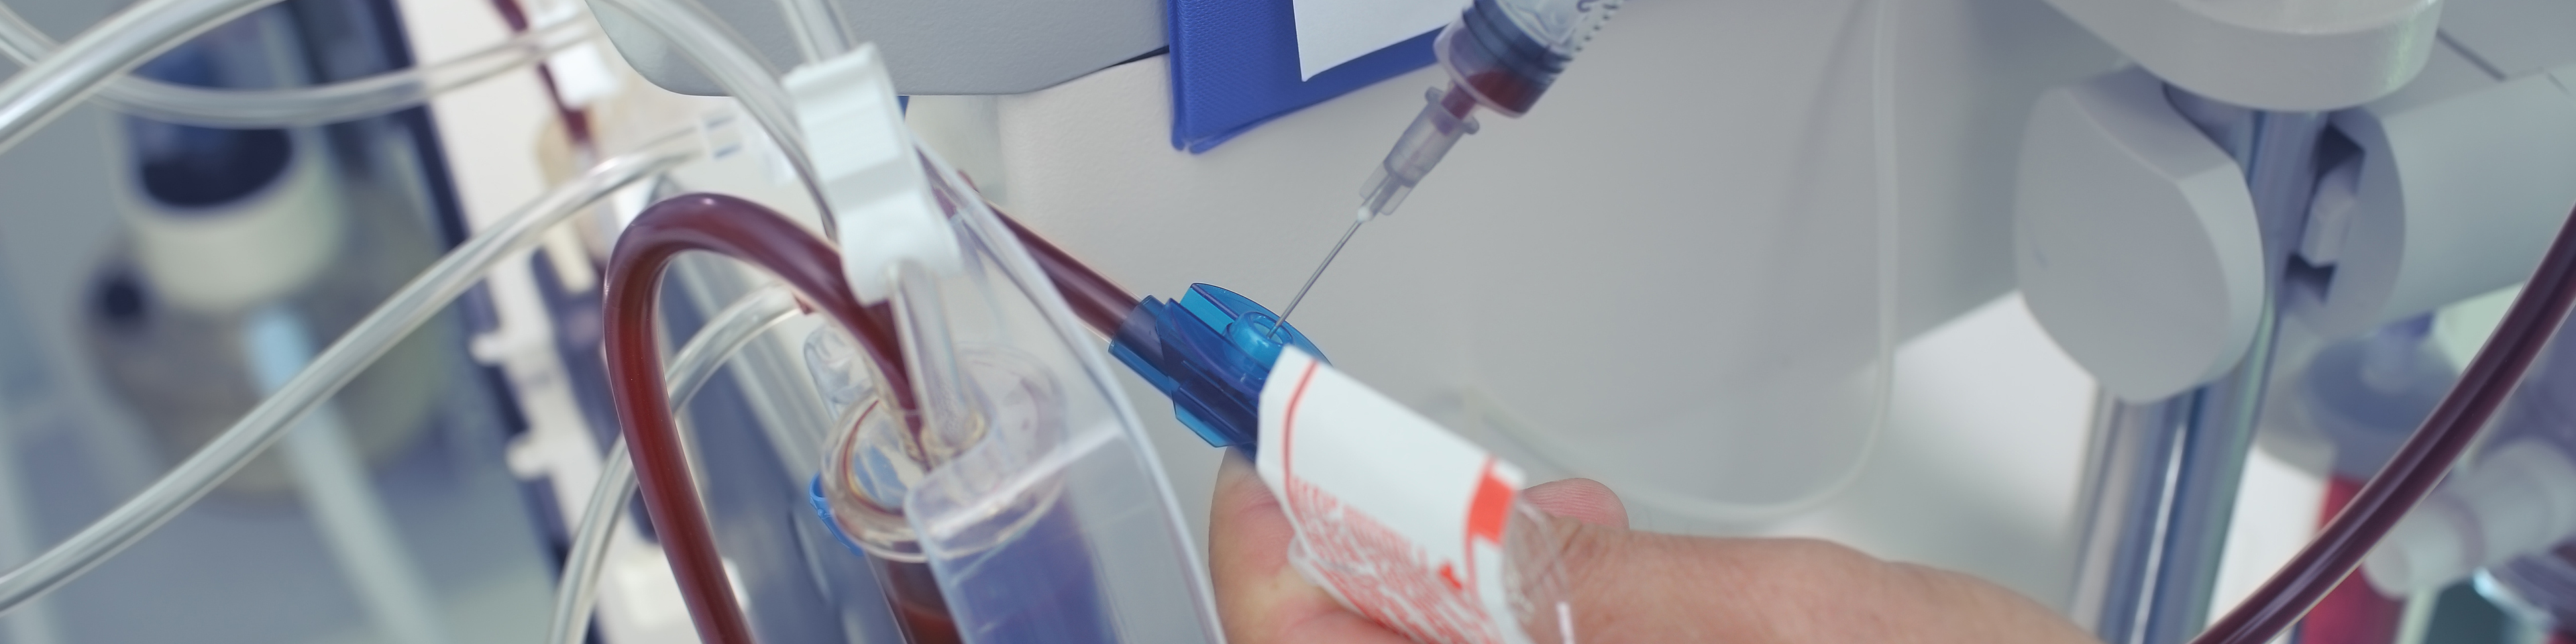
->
(961, 0, 2117, 531)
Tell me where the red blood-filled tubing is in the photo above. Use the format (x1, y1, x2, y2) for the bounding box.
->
(2298, 478, 2402, 644)
(602, 193, 921, 644)
(991, 210, 1136, 338)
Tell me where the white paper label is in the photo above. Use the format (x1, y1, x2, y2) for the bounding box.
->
(1258, 348, 1528, 644)
(1290, 0, 1460, 80)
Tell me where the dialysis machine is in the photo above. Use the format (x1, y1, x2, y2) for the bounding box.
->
(2, 0, 2576, 642)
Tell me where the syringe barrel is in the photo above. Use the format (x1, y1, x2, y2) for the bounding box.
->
(1438, 0, 1620, 117)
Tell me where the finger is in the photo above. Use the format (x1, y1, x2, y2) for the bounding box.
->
(1523, 478, 1627, 528)
(1208, 449, 1413, 644)
(1210, 449, 1293, 578)
(1556, 533, 2095, 644)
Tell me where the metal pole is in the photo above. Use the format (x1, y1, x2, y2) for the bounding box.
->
(2070, 394, 2189, 643)
(2142, 302, 2283, 644)
(2150, 93, 2327, 644)
(2070, 89, 2327, 644)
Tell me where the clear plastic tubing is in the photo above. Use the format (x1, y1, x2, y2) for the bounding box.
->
(547, 285, 800, 644)
(989, 207, 1138, 337)
(599, 193, 1155, 644)
(0, 138, 696, 616)
(2190, 202, 2576, 644)
(581, 0, 835, 237)
(0, 0, 275, 154)
(0, 0, 810, 183)
(0, 0, 586, 128)
(602, 193, 918, 644)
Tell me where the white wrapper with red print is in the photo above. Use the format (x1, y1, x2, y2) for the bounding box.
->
(1256, 347, 1573, 644)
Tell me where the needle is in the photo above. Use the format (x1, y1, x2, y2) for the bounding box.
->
(1275, 215, 1365, 327)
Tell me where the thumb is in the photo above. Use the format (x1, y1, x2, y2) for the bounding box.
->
(1208, 449, 1413, 644)
(1522, 478, 1627, 528)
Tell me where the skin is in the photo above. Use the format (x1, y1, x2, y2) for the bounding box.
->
(1208, 451, 2101, 644)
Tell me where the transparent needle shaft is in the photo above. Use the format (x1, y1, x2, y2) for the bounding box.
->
(1277, 216, 1364, 326)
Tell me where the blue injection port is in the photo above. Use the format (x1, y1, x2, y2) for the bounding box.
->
(1108, 283, 1326, 452)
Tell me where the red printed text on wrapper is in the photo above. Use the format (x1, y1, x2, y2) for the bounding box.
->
(1256, 350, 1527, 644)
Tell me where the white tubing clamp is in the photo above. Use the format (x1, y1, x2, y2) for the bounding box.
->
(786, 44, 961, 302)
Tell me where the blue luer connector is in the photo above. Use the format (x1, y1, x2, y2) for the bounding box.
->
(1108, 283, 1326, 452)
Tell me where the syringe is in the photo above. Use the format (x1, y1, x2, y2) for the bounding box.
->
(1277, 0, 1623, 325)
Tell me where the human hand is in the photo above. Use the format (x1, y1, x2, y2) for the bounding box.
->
(1207, 450, 2098, 644)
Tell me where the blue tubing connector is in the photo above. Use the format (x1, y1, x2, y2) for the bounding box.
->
(1106, 283, 1326, 453)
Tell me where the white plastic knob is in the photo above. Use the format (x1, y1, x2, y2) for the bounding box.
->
(2037, 0, 2438, 111)
(2363, 439, 2576, 596)
(2015, 68, 2265, 402)
(2291, 50, 2576, 339)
